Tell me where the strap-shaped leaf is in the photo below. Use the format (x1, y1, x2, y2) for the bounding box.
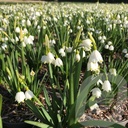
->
(0, 94, 3, 128)
(26, 99, 53, 125)
(25, 120, 52, 128)
(80, 120, 125, 128)
(0, 94, 2, 115)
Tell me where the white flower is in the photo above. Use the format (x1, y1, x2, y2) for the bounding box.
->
(66, 47, 72, 53)
(87, 62, 99, 72)
(41, 55, 48, 63)
(100, 39, 105, 44)
(22, 35, 34, 46)
(90, 103, 99, 111)
(75, 53, 81, 62)
(125, 53, 128, 58)
(104, 44, 109, 49)
(22, 19, 26, 26)
(25, 90, 34, 100)
(15, 36, 19, 42)
(23, 28, 28, 34)
(15, 91, 25, 103)
(82, 50, 86, 58)
(49, 39, 56, 46)
(89, 50, 103, 63)
(27, 19, 31, 26)
(122, 49, 127, 53)
(108, 41, 112, 45)
(98, 36, 102, 40)
(97, 79, 103, 85)
(79, 39, 92, 51)
(47, 52, 55, 63)
(54, 58, 63, 67)
(102, 36, 106, 40)
(102, 80, 111, 92)
(15, 27, 20, 33)
(91, 88, 101, 98)
(59, 48, 66, 57)
(109, 45, 114, 51)
(41, 52, 55, 64)
(30, 70, 35, 76)
(109, 68, 117, 76)
(2, 43, 7, 50)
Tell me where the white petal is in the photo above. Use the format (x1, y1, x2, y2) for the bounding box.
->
(25, 90, 34, 100)
(102, 80, 111, 92)
(15, 91, 25, 103)
(89, 50, 103, 63)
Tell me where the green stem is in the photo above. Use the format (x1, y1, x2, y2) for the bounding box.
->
(68, 53, 75, 127)
(69, 54, 74, 106)
(48, 64, 54, 86)
(0, 94, 3, 128)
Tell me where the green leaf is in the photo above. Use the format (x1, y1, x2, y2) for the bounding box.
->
(25, 100, 47, 123)
(26, 99, 53, 125)
(0, 117, 2, 128)
(73, 49, 83, 99)
(25, 120, 52, 128)
(75, 75, 102, 119)
(43, 85, 51, 106)
(0, 94, 2, 115)
(0, 94, 3, 128)
(80, 120, 125, 128)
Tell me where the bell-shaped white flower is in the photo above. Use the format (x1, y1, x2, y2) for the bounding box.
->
(54, 57, 63, 67)
(90, 103, 99, 111)
(47, 52, 55, 64)
(91, 88, 101, 98)
(25, 90, 34, 100)
(97, 79, 103, 85)
(27, 19, 31, 26)
(109, 68, 117, 76)
(41, 55, 47, 64)
(15, 36, 19, 42)
(75, 53, 81, 62)
(23, 28, 28, 34)
(23, 35, 34, 46)
(15, 91, 25, 103)
(41, 52, 55, 64)
(125, 53, 128, 58)
(49, 39, 56, 46)
(122, 49, 127, 54)
(2, 43, 7, 50)
(66, 47, 72, 53)
(79, 39, 92, 51)
(15, 27, 20, 33)
(102, 80, 111, 92)
(59, 48, 66, 57)
(87, 62, 99, 72)
(105, 44, 109, 49)
(109, 45, 114, 51)
(107, 41, 112, 45)
(89, 50, 103, 63)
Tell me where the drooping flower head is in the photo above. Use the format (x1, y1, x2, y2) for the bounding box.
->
(25, 90, 34, 100)
(79, 39, 92, 51)
(89, 50, 103, 63)
(15, 91, 25, 103)
(91, 87, 101, 98)
(54, 57, 63, 67)
(102, 80, 111, 92)
(87, 62, 99, 72)
(41, 52, 55, 64)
